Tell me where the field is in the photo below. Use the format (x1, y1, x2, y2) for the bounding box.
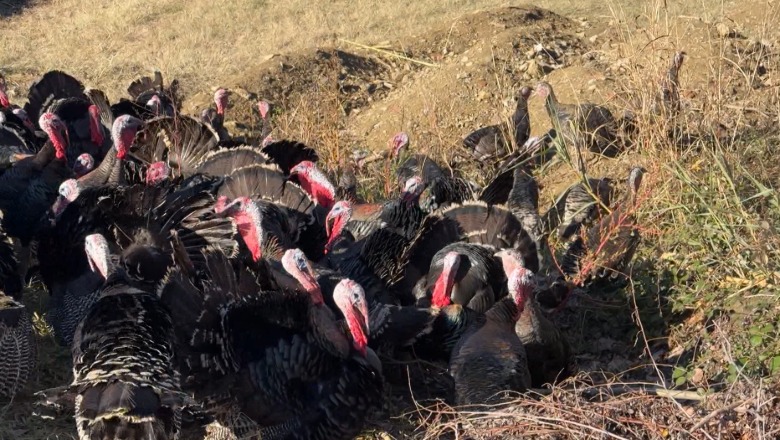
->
(1, 0, 779, 438)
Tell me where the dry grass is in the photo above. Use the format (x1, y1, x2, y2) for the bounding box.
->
(0, 0, 516, 98)
(0, 0, 762, 99)
(1, 0, 780, 439)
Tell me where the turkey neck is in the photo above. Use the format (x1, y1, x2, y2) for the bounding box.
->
(309, 301, 351, 358)
(485, 297, 521, 325)
(516, 298, 541, 335)
(544, 89, 563, 121)
(511, 97, 529, 140)
(31, 142, 56, 168)
(78, 148, 124, 187)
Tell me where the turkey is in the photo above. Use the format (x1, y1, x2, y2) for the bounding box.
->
(449, 264, 534, 405)
(196, 145, 270, 177)
(440, 201, 539, 272)
(331, 176, 425, 243)
(534, 81, 620, 157)
(0, 75, 8, 109)
(23, 71, 113, 164)
(0, 112, 72, 245)
(620, 50, 687, 142)
(257, 100, 273, 144)
(289, 160, 337, 211)
(0, 292, 36, 400)
(38, 177, 237, 346)
(413, 242, 505, 313)
(159, 250, 383, 440)
(0, 215, 21, 300)
(1, 75, 45, 146)
(48, 114, 145, 220)
(505, 166, 542, 245)
(562, 166, 645, 283)
(262, 140, 319, 176)
(463, 86, 532, 161)
(129, 114, 219, 180)
(38, 253, 186, 440)
(418, 175, 477, 213)
(111, 70, 181, 120)
(396, 153, 447, 191)
(324, 195, 465, 306)
(659, 51, 686, 117)
(212, 163, 327, 262)
(496, 249, 575, 387)
(540, 175, 614, 241)
(367, 258, 485, 364)
(202, 88, 231, 143)
(0, 110, 38, 172)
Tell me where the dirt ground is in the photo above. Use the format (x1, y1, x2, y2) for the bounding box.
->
(2, 1, 779, 439)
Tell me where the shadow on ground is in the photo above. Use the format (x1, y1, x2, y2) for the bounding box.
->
(0, 0, 34, 18)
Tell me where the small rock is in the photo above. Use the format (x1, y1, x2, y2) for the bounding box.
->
(690, 368, 704, 384)
(460, 55, 469, 64)
(466, 62, 473, 67)
(232, 87, 254, 101)
(476, 90, 488, 101)
(525, 59, 543, 78)
(587, 84, 597, 92)
(589, 34, 599, 43)
(716, 22, 731, 37)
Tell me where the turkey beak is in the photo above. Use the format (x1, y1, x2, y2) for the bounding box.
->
(50, 196, 69, 221)
(85, 235, 110, 280)
(11, 153, 33, 163)
(353, 295, 369, 338)
(61, 125, 70, 149)
(325, 211, 335, 239)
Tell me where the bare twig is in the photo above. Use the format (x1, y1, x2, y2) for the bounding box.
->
(338, 39, 439, 68)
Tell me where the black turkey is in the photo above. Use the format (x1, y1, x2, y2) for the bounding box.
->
(541, 176, 614, 241)
(496, 249, 575, 387)
(160, 250, 383, 440)
(0, 112, 72, 245)
(562, 166, 645, 284)
(111, 70, 181, 120)
(0, 292, 36, 400)
(413, 242, 505, 313)
(24, 71, 113, 164)
(534, 81, 620, 157)
(38, 177, 236, 346)
(39, 268, 185, 439)
(463, 86, 532, 160)
(449, 264, 534, 405)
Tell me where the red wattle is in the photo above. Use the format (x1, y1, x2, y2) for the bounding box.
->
(236, 215, 262, 262)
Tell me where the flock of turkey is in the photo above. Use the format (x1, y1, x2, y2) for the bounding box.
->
(0, 49, 683, 440)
